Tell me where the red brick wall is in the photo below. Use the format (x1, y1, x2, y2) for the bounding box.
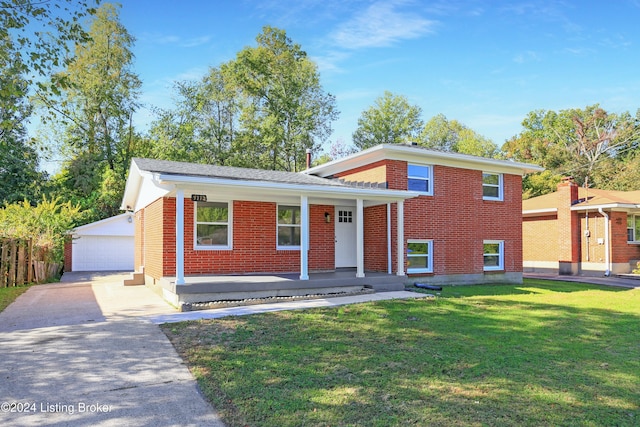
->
(309, 205, 335, 271)
(151, 199, 335, 277)
(143, 198, 164, 280)
(611, 211, 640, 263)
(364, 204, 389, 272)
(340, 159, 523, 276)
(64, 238, 72, 272)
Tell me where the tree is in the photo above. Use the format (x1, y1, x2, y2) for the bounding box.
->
(0, 0, 96, 112)
(0, 40, 44, 203)
(37, 2, 141, 221)
(228, 26, 338, 171)
(149, 67, 239, 165)
(503, 105, 640, 191)
(352, 91, 423, 150)
(421, 113, 499, 157)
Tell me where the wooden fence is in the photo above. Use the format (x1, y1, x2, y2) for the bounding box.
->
(0, 238, 33, 287)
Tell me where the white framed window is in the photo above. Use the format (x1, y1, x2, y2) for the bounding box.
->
(195, 201, 231, 249)
(277, 205, 301, 249)
(483, 240, 504, 271)
(482, 172, 503, 201)
(407, 239, 433, 273)
(627, 215, 640, 242)
(407, 164, 433, 195)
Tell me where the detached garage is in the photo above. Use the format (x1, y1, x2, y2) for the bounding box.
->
(64, 213, 135, 272)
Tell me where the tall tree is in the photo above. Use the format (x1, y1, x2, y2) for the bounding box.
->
(421, 113, 499, 157)
(228, 26, 338, 171)
(503, 105, 640, 191)
(0, 50, 44, 203)
(150, 67, 239, 165)
(0, 0, 96, 114)
(352, 91, 423, 150)
(38, 2, 141, 220)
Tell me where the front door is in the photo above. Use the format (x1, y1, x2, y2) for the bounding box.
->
(335, 207, 357, 268)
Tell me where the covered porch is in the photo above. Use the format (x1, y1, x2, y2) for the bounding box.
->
(155, 269, 408, 308)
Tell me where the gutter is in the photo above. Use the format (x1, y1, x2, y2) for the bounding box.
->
(157, 173, 420, 202)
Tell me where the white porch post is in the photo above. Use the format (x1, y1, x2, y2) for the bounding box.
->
(356, 198, 365, 278)
(300, 195, 309, 280)
(396, 200, 405, 276)
(175, 188, 185, 285)
(387, 203, 392, 274)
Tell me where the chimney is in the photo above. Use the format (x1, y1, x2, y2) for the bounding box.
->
(558, 177, 579, 205)
(557, 176, 580, 274)
(305, 148, 312, 169)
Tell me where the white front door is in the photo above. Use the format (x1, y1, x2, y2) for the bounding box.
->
(335, 207, 357, 268)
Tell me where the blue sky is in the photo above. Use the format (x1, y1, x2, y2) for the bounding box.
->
(118, 0, 640, 152)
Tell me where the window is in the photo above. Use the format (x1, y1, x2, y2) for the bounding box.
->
(483, 240, 504, 271)
(195, 202, 230, 248)
(338, 209, 353, 223)
(408, 164, 432, 195)
(278, 205, 301, 248)
(482, 172, 503, 201)
(627, 215, 640, 242)
(407, 240, 433, 273)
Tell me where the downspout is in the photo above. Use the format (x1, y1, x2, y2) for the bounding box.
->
(598, 208, 611, 277)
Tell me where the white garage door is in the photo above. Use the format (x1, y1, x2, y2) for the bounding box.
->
(72, 235, 134, 271)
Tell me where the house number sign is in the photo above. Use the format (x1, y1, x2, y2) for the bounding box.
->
(191, 194, 207, 202)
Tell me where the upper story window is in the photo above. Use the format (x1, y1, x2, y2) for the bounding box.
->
(407, 164, 433, 195)
(483, 240, 504, 271)
(627, 215, 640, 242)
(407, 239, 433, 274)
(277, 205, 301, 248)
(195, 201, 231, 249)
(482, 172, 503, 201)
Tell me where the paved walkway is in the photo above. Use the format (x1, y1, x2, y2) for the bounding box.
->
(0, 272, 427, 426)
(524, 273, 640, 288)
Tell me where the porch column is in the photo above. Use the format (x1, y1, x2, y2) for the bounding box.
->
(387, 203, 392, 274)
(396, 200, 405, 276)
(356, 198, 365, 278)
(300, 195, 309, 280)
(175, 188, 185, 285)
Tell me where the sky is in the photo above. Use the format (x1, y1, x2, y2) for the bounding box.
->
(116, 0, 640, 152)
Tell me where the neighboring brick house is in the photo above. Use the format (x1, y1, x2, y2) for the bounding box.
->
(523, 178, 640, 276)
(121, 143, 541, 304)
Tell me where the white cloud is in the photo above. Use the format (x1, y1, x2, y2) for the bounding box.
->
(513, 50, 540, 64)
(140, 32, 212, 48)
(330, 0, 436, 49)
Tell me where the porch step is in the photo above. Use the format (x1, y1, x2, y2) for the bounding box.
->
(180, 287, 376, 312)
(124, 271, 145, 286)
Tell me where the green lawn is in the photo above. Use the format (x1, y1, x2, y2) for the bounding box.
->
(0, 285, 30, 313)
(161, 280, 640, 426)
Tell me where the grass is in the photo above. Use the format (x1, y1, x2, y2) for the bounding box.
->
(161, 279, 640, 426)
(0, 285, 30, 313)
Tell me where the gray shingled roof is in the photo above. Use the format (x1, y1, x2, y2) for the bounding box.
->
(133, 158, 348, 187)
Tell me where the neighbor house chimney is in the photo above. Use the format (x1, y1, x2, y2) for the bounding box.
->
(557, 176, 580, 274)
(306, 148, 312, 169)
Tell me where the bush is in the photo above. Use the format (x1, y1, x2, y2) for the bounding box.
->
(0, 196, 81, 265)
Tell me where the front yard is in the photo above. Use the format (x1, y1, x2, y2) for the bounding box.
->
(162, 279, 639, 426)
(0, 285, 30, 313)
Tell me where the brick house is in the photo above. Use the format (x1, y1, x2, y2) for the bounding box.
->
(121, 144, 541, 305)
(523, 178, 640, 276)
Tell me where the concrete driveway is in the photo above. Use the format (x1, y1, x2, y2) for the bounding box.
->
(0, 272, 225, 427)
